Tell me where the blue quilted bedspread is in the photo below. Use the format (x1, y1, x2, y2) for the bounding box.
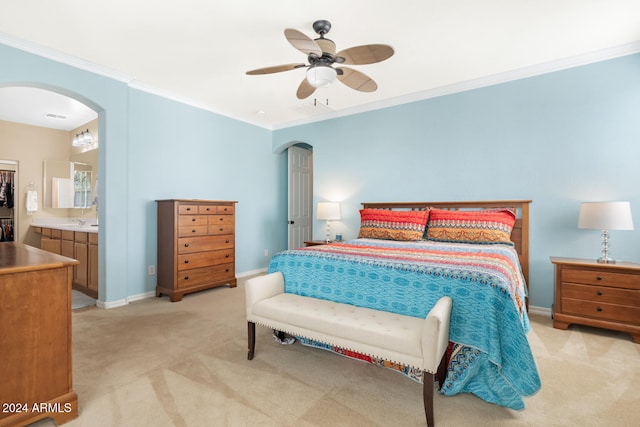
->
(267, 238, 541, 410)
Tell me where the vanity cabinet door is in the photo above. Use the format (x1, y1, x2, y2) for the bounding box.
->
(61, 240, 74, 259)
(41, 238, 61, 254)
(74, 241, 88, 288)
(61, 230, 75, 259)
(88, 233, 98, 292)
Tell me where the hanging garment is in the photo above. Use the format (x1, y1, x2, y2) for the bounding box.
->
(6, 173, 14, 209)
(0, 174, 6, 207)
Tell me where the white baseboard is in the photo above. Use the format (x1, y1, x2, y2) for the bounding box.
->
(528, 305, 552, 317)
(128, 290, 156, 303)
(96, 269, 268, 308)
(96, 298, 127, 309)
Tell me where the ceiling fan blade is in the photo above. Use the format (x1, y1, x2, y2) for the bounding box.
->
(285, 28, 322, 57)
(336, 67, 377, 92)
(296, 78, 316, 99)
(336, 44, 394, 65)
(246, 63, 305, 75)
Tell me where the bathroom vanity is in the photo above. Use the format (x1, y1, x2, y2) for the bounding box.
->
(32, 222, 98, 298)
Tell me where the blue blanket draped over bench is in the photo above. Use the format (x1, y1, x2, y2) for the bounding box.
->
(268, 238, 541, 410)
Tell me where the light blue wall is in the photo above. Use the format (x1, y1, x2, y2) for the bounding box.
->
(274, 53, 640, 310)
(126, 89, 286, 296)
(1, 43, 286, 304)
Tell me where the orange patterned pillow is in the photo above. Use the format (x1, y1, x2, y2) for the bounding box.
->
(358, 209, 429, 241)
(426, 208, 516, 244)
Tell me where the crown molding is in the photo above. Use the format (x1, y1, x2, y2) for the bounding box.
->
(0, 32, 134, 83)
(127, 80, 253, 126)
(3, 31, 639, 131)
(272, 40, 640, 130)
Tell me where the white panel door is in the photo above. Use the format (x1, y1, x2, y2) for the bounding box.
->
(288, 145, 312, 249)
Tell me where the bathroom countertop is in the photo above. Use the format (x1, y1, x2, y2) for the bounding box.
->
(31, 222, 99, 233)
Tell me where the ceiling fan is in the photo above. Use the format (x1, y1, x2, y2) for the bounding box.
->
(246, 20, 394, 99)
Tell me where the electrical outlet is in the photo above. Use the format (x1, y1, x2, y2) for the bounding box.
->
(148, 265, 156, 275)
(264, 249, 269, 257)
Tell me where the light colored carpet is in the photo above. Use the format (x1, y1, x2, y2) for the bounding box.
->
(31, 275, 639, 427)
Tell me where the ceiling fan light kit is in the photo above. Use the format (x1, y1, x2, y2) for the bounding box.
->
(246, 20, 394, 99)
(306, 65, 337, 88)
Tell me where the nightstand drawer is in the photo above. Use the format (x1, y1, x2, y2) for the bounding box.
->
(562, 282, 640, 306)
(562, 298, 640, 323)
(561, 268, 639, 290)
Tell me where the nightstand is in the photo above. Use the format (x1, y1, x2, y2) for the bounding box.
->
(551, 257, 640, 343)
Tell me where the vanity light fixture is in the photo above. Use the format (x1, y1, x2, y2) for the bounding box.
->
(72, 129, 94, 146)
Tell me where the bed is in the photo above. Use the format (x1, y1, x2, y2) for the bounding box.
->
(267, 200, 540, 410)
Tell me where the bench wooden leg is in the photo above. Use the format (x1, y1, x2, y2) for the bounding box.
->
(424, 353, 447, 427)
(437, 353, 447, 389)
(423, 372, 435, 427)
(248, 322, 255, 360)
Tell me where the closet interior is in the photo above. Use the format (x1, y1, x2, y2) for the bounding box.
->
(0, 161, 17, 242)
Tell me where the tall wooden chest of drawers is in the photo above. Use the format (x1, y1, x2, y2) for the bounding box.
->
(551, 257, 640, 343)
(156, 199, 237, 302)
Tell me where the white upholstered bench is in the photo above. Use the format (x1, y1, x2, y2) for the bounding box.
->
(245, 272, 452, 427)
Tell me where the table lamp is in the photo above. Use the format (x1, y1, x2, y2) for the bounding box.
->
(316, 202, 340, 243)
(578, 201, 634, 263)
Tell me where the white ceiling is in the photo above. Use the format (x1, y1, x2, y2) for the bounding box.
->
(1, 0, 640, 131)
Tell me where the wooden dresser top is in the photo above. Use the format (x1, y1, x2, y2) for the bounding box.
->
(0, 242, 79, 275)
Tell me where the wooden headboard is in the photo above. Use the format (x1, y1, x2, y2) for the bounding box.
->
(361, 200, 532, 299)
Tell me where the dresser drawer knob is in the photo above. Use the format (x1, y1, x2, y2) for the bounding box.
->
(219, 227, 224, 231)
(184, 243, 190, 247)
(596, 307, 602, 312)
(225, 240, 230, 244)
(186, 207, 192, 211)
(225, 254, 230, 258)
(225, 269, 229, 273)
(184, 276, 189, 280)
(192, 229, 196, 233)
(192, 218, 196, 222)
(597, 291, 603, 296)
(184, 260, 189, 264)
(596, 276, 602, 280)
(206, 207, 211, 211)
(219, 217, 224, 221)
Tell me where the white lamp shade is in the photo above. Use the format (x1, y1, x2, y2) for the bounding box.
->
(306, 66, 337, 88)
(317, 202, 340, 220)
(578, 201, 634, 230)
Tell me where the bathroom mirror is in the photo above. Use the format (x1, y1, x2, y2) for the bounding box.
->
(43, 160, 93, 209)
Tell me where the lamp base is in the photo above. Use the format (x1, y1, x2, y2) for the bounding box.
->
(597, 230, 615, 264)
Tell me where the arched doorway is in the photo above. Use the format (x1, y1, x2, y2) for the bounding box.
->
(0, 85, 101, 303)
